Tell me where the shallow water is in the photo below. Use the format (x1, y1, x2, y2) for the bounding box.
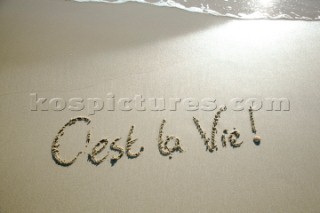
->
(75, 0, 320, 20)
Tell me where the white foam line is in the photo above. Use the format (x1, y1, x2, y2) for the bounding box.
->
(74, 0, 320, 20)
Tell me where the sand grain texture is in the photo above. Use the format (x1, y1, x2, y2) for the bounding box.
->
(1, 0, 320, 212)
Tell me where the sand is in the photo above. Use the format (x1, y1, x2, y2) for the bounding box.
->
(1, 0, 320, 212)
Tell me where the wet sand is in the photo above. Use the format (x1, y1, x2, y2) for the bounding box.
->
(1, 0, 320, 212)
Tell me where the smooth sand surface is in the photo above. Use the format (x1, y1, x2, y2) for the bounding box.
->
(1, 0, 320, 212)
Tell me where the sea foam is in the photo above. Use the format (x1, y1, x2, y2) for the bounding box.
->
(74, 0, 320, 20)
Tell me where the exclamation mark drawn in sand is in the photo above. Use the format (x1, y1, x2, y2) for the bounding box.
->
(249, 106, 261, 145)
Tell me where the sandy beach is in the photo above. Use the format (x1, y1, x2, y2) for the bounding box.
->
(1, 0, 320, 212)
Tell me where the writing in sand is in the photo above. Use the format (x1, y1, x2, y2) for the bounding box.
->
(51, 106, 261, 167)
